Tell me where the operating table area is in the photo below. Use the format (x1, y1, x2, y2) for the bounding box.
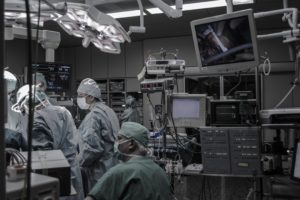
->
(2, 0, 300, 200)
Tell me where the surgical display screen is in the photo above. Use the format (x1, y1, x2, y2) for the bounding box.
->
(32, 63, 71, 94)
(172, 98, 200, 119)
(194, 16, 254, 67)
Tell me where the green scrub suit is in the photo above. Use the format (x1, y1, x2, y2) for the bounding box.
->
(88, 157, 171, 200)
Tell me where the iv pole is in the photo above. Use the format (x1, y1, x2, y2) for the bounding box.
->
(0, 0, 6, 199)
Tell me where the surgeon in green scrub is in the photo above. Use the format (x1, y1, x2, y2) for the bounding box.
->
(85, 122, 171, 200)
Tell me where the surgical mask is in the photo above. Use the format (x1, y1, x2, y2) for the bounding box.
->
(77, 97, 89, 110)
(114, 139, 143, 161)
(114, 139, 130, 154)
(24, 104, 30, 115)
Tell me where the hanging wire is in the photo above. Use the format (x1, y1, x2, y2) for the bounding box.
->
(274, 48, 300, 108)
(225, 72, 242, 96)
(24, 0, 41, 198)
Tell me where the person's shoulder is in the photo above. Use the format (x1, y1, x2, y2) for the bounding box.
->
(143, 158, 168, 174)
(45, 105, 65, 111)
(44, 105, 72, 119)
(102, 162, 133, 178)
(95, 102, 113, 111)
(91, 102, 105, 112)
(92, 102, 116, 118)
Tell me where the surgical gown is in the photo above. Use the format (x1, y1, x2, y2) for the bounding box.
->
(88, 157, 171, 200)
(18, 105, 84, 200)
(77, 101, 120, 191)
(120, 107, 139, 124)
(5, 128, 27, 150)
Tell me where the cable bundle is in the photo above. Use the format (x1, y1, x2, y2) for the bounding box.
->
(5, 148, 27, 166)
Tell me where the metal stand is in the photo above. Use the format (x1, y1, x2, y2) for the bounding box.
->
(0, 1, 6, 199)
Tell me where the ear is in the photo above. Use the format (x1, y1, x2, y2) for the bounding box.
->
(128, 139, 137, 152)
(86, 95, 95, 104)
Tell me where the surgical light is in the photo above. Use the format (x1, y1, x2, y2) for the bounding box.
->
(72, 31, 85, 38)
(4, 1, 130, 54)
(54, 3, 130, 54)
(92, 39, 120, 54)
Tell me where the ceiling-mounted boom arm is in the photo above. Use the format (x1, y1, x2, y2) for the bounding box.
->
(5, 27, 61, 62)
(254, 6, 300, 43)
(87, 0, 183, 19)
(148, 0, 182, 18)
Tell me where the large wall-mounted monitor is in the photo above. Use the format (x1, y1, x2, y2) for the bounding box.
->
(32, 63, 71, 95)
(190, 9, 259, 74)
(167, 93, 207, 128)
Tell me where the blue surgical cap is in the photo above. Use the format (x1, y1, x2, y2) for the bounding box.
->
(118, 122, 149, 147)
(77, 78, 101, 100)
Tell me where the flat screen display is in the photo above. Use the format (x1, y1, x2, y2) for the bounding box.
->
(32, 63, 71, 94)
(195, 16, 254, 66)
(172, 98, 200, 119)
(168, 93, 206, 128)
(191, 9, 259, 74)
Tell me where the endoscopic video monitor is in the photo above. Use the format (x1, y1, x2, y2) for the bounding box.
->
(167, 93, 207, 128)
(32, 63, 71, 95)
(191, 9, 259, 74)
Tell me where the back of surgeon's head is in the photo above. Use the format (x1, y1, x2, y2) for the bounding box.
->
(125, 96, 136, 108)
(32, 72, 47, 91)
(11, 84, 47, 115)
(117, 122, 149, 158)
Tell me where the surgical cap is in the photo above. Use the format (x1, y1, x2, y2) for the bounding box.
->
(11, 84, 47, 113)
(77, 78, 101, 99)
(4, 70, 17, 93)
(32, 72, 47, 90)
(118, 122, 149, 147)
(125, 96, 136, 107)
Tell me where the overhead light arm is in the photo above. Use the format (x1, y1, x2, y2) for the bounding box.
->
(226, 0, 233, 13)
(41, 0, 66, 15)
(128, 0, 146, 35)
(148, 0, 182, 18)
(5, 27, 60, 62)
(86, 0, 136, 6)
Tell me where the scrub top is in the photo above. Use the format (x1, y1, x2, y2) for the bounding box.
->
(88, 157, 171, 200)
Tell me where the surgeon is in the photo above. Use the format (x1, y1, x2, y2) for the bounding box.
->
(32, 72, 47, 91)
(4, 70, 26, 150)
(4, 70, 21, 131)
(120, 95, 139, 124)
(12, 85, 84, 200)
(85, 122, 171, 200)
(32, 72, 58, 105)
(76, 78, 120, 191)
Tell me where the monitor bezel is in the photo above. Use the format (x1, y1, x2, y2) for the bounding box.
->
(190, 9, 259, 75)
(291, 140, 300, 182)
(167, 93, 207, 128)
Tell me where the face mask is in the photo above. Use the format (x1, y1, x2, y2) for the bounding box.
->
(77, 97, 89, 110)
(114, 139, 144, 161)
(34, 92, 47, 107)
(23, 104, 30, 115)
(114, 139, 130, 154)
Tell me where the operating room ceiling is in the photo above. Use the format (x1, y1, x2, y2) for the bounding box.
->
(41, 0, 300, 47)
